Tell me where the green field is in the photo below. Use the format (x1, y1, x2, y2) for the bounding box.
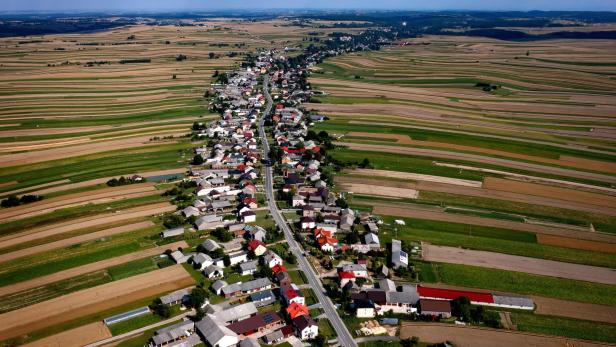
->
(510, 312, 616, 344)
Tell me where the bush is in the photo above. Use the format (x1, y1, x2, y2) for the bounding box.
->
(176, 54, 187, 61)
(163, 214, 185, 229)
(1, 194, 43, 208)
(192, 154, 204, 165)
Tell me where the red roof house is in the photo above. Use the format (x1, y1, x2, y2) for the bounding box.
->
(286, 302, 309, 320)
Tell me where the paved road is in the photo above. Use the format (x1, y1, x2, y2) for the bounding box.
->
(259, 75, 357, 347)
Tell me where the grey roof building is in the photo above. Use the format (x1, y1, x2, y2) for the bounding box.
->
(160, 289, 190, 306)
(151, 320, 195, 347)
(161, 227, 185, 238)
(195, 316, 238, 347)
(211, 280, 228, 295)
(201, 239, 221, 252)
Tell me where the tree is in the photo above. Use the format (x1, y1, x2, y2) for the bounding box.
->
(209, 52, 216, 59)
(212, 227, 232, 242)
(223, 255, 231, 267)
(1, 195, 19, 208)
(192, 154, 204, 165)
(187, 287, 208, 309)
(345, 230, 359, 244)
(313, 335, 326, 347)
(150, 299, 170, 318)
(451, 296, 472, 322)
(401, 336, 420, 347)
(335, 198, 348, 208)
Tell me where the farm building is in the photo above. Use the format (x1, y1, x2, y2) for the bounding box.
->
(419, 299, 452, 318)
(151, 320, 195, 347)
(104, 306, 150, 326)
(227, 311, 283, 337)
(195, 316, 238, 347)
(160, 227, 184, 238)
(160, 289, 190, 306)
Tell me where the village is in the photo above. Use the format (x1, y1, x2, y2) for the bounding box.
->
(96, 43, 537, 347)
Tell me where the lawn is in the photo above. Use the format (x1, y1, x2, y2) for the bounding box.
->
(318, 318, 337, 338)
(108, 257, 158, 281)
(302, 288, 318, 306)
(288, 269, 307, 285)
(510, 312, 616, 344)
(433, 262, 616, 306)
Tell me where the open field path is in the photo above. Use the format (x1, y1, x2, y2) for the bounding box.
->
(21, 322, 111, 347)
(0, 265, 194, 340)
(0, 134, 183, 168)
(399, 322, 613, 347)
(366, 202, 616, 249)
(0, 241, 188, 297)
(0, 184, 159, 222)
(335, 142, 616, 185)
(0, 221, 155, 264)
(422, 244, 616, 285)
(0, 202, 175, 249)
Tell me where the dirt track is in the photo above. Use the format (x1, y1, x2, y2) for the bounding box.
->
(533, 296, 616, 324)
(423, 244, 616, 285)
(0, 221, 154, 263)
(336, 142, 616, 185)
(399, 322, 611, 347)
(0, 265, 194, 340)
(0, 184, 160, 222)
(369, 202, 616, 245)
(484, 177, 616, 208)
(0, 202, 175, 250)
(21, 322, 111, 347)
(0, 241, 188, 297)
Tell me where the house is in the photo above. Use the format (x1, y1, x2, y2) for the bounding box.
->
(379, 278, 396, 292)
(192, 253, 213, 270)
(170, 250, 191, 264)
(203, 265, 224, 279)
(280, 284, 305, 306)
(195, 316, 238, 347)
(182, 206, 201, 218)
(301, 205, 315, 217)
(241, 278, 273, 294)
(195, 214, 225, 231)
(247, 226, 267, 242)
(150, 320, 195, 347)
(263, 329, 284, 345)
(292, 315, 318, 340)
(318, 236, 338, 252)
(208, 302, 258, 324)
(291, 195, 306, 207)
(419, 299, 452, 318)
(228, 251, 249, 266)
(300, 217, 315, 230)
(239, 337, 261, 347)
(354, 299, 376, 318)
(227, 311, 283, 337)
(276, 271, 293, 287)
(239, 260, 258, 275)
(160, 289, 190, 306)
(379, 290, 419, 315)
(201, 239, 221, 252)
(316, 223, 337, 234)
(391, 239, 408, 268)
(272, 264, 287, 275)
(242, 211, 257, 223)
(263, 250, 284, 268)
(212, 280, 228, 295)
(340, 208, 355, 231)
(286, 302, 309, 320)
(341, 264, 368, 278)
(248, 239, 267, 256)
(250, 290, 275, 305)
(160, 227, 184, 238)
(364, 233, 380, 247)
(228, 223, 246, 238)
(338, 271, 356, 287)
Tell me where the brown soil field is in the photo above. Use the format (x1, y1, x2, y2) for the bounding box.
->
(368, 202, 616, 245)
(343, 131, 616, 175)
(399, 322, 610, 347)
(338, 182, 418, 199)
(335, 142, 616, 185)
(0, 202, 175, 250)
(0, 133, 183, 168)
(0, 221, 154, 263)
(21, 322, 111, 347)
(533, 296, 616, 324)
(483, 177, 616, 208)
(537, 234, 616, 254)
(0, 241, 188, 297)
(0, 265, 194, 340)
(348, 168, 482, 187)
(0, 184, 159, 222)
(422, 244, 616, 285)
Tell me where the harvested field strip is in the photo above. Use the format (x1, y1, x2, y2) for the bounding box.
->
(483, 177, 616, 207)
(0, 184, 158, 222)
(347, 168, 482, 187)
(423, 244, 616, 285)
(336, 142, 616, 185)
(0, 265, 194, 340)
(536, 234, 616, 253)
(0, 202, 174, 249)
(0, 221, 154, 263)
(399, 322, 611, 347)
(432, 262, 616, 306)
(368, 202, 616, 245)
(20, 322, 111, 347)
(0, 134, 183, 168)
(338, 182, 418, 199)
(533, 296, 616, 325)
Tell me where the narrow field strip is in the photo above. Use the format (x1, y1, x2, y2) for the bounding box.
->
(0, 202, 175, 249)
(21, 322, 111, 347)
(532, 296, 616, 324)
(0, 183, 158, 222)
(0, 265, 194, 340)
(0, 240, 187, 297)
(423, 244, 616, 285)
(0, 221, 154, 263)
(348, 168, 482, 187)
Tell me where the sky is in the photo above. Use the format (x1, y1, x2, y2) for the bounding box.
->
(3, 0, 616, 12)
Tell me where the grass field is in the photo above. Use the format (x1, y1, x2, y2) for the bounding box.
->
(510, 312, 616, 344)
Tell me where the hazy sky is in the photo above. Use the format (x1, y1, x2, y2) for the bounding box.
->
(3, 0, 616, 12)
